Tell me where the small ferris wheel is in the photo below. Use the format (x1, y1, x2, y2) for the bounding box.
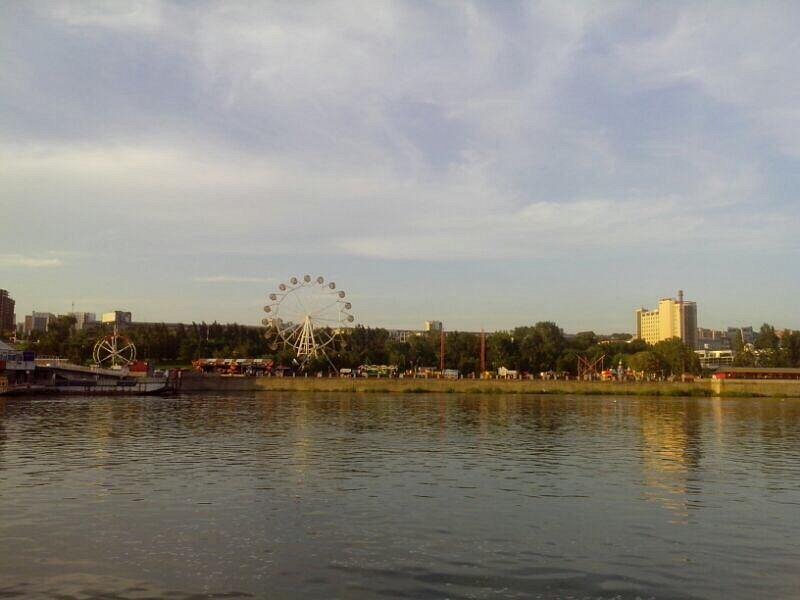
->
(93, 326, 137, 368)
(263, 275, 354, 366)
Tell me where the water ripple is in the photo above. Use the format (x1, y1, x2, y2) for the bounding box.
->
(0, 393, 799, 598)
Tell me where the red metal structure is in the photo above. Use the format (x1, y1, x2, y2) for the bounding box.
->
(577, 354, 605, 380)
(480, 328, 486, 374)
(439, 328, 445, 372)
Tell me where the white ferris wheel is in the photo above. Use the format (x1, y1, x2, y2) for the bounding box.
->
(263, 275, 354, 366)
(93, 326, 137, 369)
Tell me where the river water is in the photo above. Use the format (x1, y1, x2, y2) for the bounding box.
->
(0, 393, 798, 599)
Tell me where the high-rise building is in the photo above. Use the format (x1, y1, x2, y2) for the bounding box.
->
(23, 311, 55, 335)
(424, 320, 443, 332)
(697, 328, 731, 350)
(727, 326, 757, 347)
(70, 312, 98, 330)
(635, 291, 698, 349)
(0, 289, 15, 335)
(102, 311, 132, 328)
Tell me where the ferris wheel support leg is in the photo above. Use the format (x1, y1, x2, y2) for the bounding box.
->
(324, 353, 339, 376)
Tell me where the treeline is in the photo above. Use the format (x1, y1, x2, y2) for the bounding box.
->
(337, 324, 700, 377)
(21, 317, 800, 375)
(23, 317, 695, 376)
(22, 318, 268, 365)
(733, 323, 800, 368)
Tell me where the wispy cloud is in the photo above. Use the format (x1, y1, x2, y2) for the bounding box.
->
(0, 254, 63, 268)
(193, 276, 274, 284)
(41, 0, 161, 32)
(1, 2, 799, 327)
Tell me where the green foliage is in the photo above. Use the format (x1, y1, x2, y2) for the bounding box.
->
(628, 351, 661, 374)
(729, 325, 800, 368)
(29, 313, 771, 378)
(22, 319, 272, 365)
(784, 331, 800, 367)
(30, 315, 84, 359)
(755, 323, 780, 351)
(571, 331, 597, 351)
(652, 338, 700, 375)
(341, 323, 682, 376)
(733, 349, 757, 367)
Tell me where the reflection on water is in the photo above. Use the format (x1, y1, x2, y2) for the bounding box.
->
(0, 394, 799, 599)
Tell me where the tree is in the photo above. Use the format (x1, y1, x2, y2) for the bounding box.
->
(755, 323, 780, 351)
(628, 351, 661, 376)
(733, 349, 757, 367)
(572, 331, 597, 351)
(36, 315, 77, 358)
(729, 329, 745, 355)
(652, 338, 700, 376)
(506, 322, 566, 374)
(445, 331, 480, 374)
(408, 332, 438, 368)
(532, 321, 565, 372)
(488, 331, 517, 370)
(754, 323, 787, 367)
(555, 350, 578, 375)
(784, 331, 800, 368)
(386, 340, 410, 371)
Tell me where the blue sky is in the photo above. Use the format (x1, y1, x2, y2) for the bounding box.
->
(1, 1, 798, 332)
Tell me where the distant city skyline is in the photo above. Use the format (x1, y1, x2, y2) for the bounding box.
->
(5, 283, 797, 336)
(2, 2, 799, 332)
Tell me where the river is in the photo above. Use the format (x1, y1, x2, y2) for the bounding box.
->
(0, 393, 798, 599)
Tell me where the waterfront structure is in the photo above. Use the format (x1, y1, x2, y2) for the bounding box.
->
(32, 357, 168, 394)
(101, 311, 132, 328)
(70, 312, 97, 331)
(424, 320, 443, 332)
(713, 367, 800, 381)
(635, 291, 697, 349)
(695, 349, 734, 370)
(0, 340, 36, 388)
(23, 311, 55, 335)
(0, 289, 15, 336)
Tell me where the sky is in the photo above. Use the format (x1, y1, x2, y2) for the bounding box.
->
(1, 1, 799, 333)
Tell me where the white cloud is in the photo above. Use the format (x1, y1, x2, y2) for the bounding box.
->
(610, 4, 800, 156)
(1, 2, 798, 264)
(1, 2, 799, 328)
(42, 0, 161, 32)
(0, 254, 63, 268)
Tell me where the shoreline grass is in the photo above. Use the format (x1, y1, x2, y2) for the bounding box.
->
(178, 374, 800, 398)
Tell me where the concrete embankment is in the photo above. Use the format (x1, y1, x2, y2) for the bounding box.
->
(177, 373, 800, 398)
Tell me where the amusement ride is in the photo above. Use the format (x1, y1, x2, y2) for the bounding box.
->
(92, 325, 137, 369)
(263, 275, 354, 369)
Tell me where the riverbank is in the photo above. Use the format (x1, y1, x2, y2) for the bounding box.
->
(177, 373, 800, 398)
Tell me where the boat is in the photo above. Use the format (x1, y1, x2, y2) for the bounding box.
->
(1, 335, 171, 397)
(33, 358, 170, 395)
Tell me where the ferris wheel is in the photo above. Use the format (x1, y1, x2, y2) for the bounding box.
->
(263, 275, 354, 365)
(93, 326, 137, 368)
